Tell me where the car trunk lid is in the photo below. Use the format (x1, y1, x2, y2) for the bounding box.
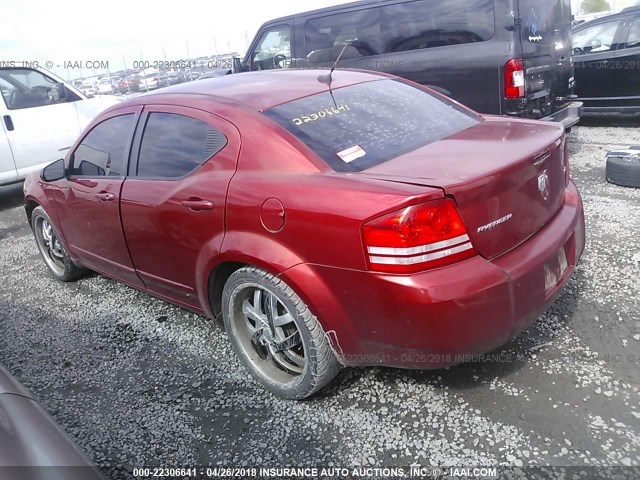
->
(361, 117, 567, 260)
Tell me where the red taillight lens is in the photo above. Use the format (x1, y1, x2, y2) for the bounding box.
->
(504, 59, 525, 99)
(362, 199, 477, 274)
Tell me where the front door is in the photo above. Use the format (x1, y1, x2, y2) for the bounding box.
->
(0, 68, 83, 177)
(55, 107, 144, 287)
(572, 18, 625, 103)
(612, 15, 640, 106)
(120, 106, 240, 308)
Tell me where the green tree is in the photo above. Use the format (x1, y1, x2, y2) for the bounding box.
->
(581, 0, 611, 14)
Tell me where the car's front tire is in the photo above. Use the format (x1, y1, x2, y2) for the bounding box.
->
(31, 206, 84, 282)
(222, 266, 340, 399)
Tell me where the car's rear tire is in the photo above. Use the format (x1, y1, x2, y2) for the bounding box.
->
(31, 206, 84, 282)
(222, 266, 340, 399)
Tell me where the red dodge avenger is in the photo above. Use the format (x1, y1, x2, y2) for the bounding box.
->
(24, 69, 585, 399)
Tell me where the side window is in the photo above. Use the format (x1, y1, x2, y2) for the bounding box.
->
(0, 78, 15, 107)
(250, 26, 291, 70)
(623, 18, 640, 50)
(0, 68, 71, 110)
(304, 9, 381, 63)
(573, 20, 621, 55)
(136, 113, 227, 179)
(71, 114, 135, 177)
(381, 0, 494, 54)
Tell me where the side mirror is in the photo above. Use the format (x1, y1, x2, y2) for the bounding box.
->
(591, 39, 602, 49)
(41, 159, 65, 182)
(232, 57, 243, 73)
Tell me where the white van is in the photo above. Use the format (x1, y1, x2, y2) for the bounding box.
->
(0, 66, 119, 186)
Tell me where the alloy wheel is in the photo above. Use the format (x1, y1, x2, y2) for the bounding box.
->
(232, 284, 306, 382)
(34, 217, 66, 276)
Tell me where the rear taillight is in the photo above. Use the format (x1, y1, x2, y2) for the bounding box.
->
(505, 59, 525, 99)
(362, 199, 477, 274)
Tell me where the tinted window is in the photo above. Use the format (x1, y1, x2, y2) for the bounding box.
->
(381, 0, 494, 53)
(623, 18, 640, 49)
(520, 0, 572, 40)
(137, 113, 227, 179)
(573, 20, 621, 54)
(72, 114, 134, 177)
(305, 9, 381, 63)
(264, 79, 480, 172)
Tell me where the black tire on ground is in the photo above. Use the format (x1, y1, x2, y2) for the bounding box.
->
(606, 157, 640, 188)
(31, 206, 85, 282)
(222, 266, 341, 399)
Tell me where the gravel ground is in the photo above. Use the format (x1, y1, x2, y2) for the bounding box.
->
(0, 116, 639, 480)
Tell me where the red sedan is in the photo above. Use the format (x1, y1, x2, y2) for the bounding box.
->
(23, 69, 585, 399)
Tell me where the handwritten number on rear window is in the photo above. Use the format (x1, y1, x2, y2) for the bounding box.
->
(292, 105, 351, 125)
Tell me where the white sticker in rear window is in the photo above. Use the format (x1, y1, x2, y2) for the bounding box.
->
(337, 145, 366, 163)
(292, 104, 351, 126)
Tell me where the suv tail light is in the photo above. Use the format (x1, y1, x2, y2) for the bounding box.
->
(362, 199, 477, 274)
(505, 59, 525, 99)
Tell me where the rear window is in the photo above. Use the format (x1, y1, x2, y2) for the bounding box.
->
(264, 79, 480, 172)
(520, 0, 572, 40)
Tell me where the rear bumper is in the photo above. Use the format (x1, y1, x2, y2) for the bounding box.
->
(541, 101, 583, 129)
(283, 181, 585, 368)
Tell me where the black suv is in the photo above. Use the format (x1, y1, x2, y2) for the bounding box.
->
(234, 0, 582, 128)
(573, 6, 640, 113)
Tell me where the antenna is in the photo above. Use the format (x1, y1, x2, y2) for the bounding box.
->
(317, 42, 350, 86)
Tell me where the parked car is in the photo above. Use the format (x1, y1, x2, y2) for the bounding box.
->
(233, 0, 582, 128)
(0, 365, 104, 478)
(0, 67, 119, 186)
(95, 79, 116, 95)
(572, 6, 640, 113)
(24, 69, 585, 399)
(138, 72, 159, 91)
(117, 76, 140, 94)
(167, 71, 188, 85)
(79, 83, 96, 98)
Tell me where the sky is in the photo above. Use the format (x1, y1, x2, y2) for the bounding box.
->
(2, 0, 638, 80)
(0, 0, 346, 79)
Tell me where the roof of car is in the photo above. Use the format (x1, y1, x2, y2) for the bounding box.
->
(133, 69, 388, 111)
(574, 6, 640, 29)
(258, 0, 379, 25)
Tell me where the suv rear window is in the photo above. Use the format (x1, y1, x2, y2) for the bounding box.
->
(264, 79, 480, 172)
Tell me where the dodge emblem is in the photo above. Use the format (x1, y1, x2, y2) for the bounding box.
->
(538, 171, 550, 200)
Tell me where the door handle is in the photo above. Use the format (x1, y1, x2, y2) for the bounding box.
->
(95, 192, 115, 201)
(3, 115, 14, 131)
(182, 198, 215, 211)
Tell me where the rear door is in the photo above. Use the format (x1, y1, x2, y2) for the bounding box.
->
(518, 0, 574, 117)
(120, 106, 240, 309)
